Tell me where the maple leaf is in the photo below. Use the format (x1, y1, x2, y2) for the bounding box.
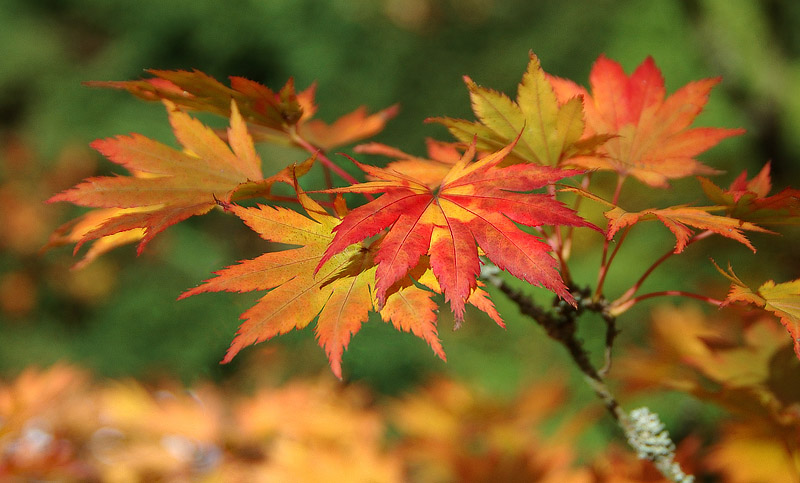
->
(715, 262, 800, 361)
(300, 104, 401, 151)
(379, 280, 499, 357)
(706, 423, 800, 483)
(89, 71, 308, 127)
(616, 304, 788, 395)
(43, 207, 148, 269)
(48, 100, 310, 254)
(549, 55, 744, 187)
(381, 261, 504, 332)
(235, 380, 404, 482)
(88, 71, 397, 150)
(605, 205, 771, 253)
(379, 282, 444, 356)
(700, 162, 800, 224)
(429, 52, 609, 166)
(355, 138, 462, 187)
(179, 186, 447, 379)
(316, 139, 596, 320)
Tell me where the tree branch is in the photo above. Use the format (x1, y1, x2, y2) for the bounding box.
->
(481, 265, 693, 482)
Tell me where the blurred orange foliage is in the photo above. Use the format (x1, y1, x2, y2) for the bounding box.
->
(1, 356, 786, 482)
(0, 134, 119, 321)
(617, 304, 800, 482)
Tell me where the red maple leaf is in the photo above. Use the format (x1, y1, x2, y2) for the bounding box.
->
(316, 140, 597, 319)
(700, 162, 800, 224)
(550, 55, 744, 187)
(179, 184, 503, 378)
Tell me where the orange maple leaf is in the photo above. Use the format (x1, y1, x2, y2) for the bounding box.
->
(550, 55, 744, 187)
(615, 304, 800, 482)
(48, 100, 310, 255)
(316, 140, 597, 320)
(43, 207, 148, 269)
(88, 72, 397, 150)
(355, 138, 462, 187)
(605, 205, 771, 253)
(180, 186, 468, 378)
(180, 189, 378, 378)
(300, 104, 401, 151)
(89, 72, 307, 127)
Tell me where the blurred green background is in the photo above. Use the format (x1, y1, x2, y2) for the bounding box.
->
(1, 0, 799, 411)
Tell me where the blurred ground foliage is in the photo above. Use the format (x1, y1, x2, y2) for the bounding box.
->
(2, 308, 798, 482)
(1, 0, 800, 476)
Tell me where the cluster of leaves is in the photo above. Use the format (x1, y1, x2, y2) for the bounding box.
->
(48, 52, 800, 383)
(617, 304, 800, 482)
(0, 363, 398, 481)
(4, 332, 794, 483)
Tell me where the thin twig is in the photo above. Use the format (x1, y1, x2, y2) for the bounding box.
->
(289, 129, 374, 202)
(612, 229, 716, 309)
(594, 226, 631, 302)
(593, 306, 619, 378)
(321, 164, 336, 203)
(562, 173, 593, 260)
(614, 290, 724, 311)
(594, 175, 626, 301)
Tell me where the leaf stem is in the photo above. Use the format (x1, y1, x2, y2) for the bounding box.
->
(321, 164, 336, 203)
(614, 290, 723, 310)
(562, 173, 593, 260)
(611, 174, 625, 206)
(594, 226, 631, 302)
(289, 129, 369, 192)
(594, 175, 626, 301)
(546, 183, 574, 285)
(610, 229, 715, 310)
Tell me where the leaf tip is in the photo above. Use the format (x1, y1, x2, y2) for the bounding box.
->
(220, 348, 237, 365)
(382, 103, 401, 120)
(45, 192, 66, 204)
(329, 361, 344, 381)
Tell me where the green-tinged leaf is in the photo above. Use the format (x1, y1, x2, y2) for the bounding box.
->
(716, 263, 800, 361)
(429, 53, 602, 166)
